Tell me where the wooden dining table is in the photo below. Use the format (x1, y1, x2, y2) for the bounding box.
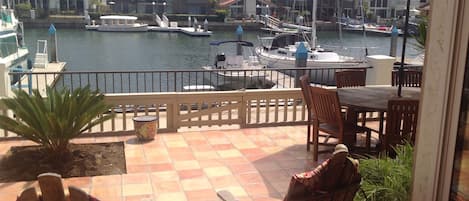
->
(337, 86, 420, 112)
(336, 86, 421, 138)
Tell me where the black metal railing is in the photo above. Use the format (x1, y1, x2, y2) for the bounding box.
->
(10, 66, 371, 94)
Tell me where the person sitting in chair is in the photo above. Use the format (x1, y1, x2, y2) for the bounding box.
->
(283, 144, 361, 201)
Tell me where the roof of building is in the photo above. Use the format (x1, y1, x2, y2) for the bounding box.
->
(219, 0, 277, 8)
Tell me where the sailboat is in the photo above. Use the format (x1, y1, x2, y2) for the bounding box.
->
(255, 0, 365, 68)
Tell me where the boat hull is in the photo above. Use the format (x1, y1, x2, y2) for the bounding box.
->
(202, 66, 274, 90)
(88, 24, 149, 32)
(255, 48, 364, 68)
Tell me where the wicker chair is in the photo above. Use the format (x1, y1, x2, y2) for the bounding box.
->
(309, 86, 372, 161)
(384, 99, 419, 156)
(391, 70, 422, 87)
(17, 173, 99, 201)
(284, 145, 362, 201)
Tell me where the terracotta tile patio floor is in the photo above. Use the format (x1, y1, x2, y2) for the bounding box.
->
(0, 124, 380, 201)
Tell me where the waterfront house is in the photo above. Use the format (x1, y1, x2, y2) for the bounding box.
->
(219, 0, 276, 19)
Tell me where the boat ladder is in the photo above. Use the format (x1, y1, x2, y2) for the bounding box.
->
(162, 14, 169, 27)
(156, 14, 168, 27)
(34, 40, 48, 68)
(259, 15, 281, 29)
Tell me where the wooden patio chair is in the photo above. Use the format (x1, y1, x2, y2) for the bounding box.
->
(309, 86, 372, 161)
(384, 99, 419, 156)
(335, 69, 384, 135)
(391, 70, 422, 87)
(335, 69, 366, 89)
(300, 75, 314, 151)
(335, 70, 368, 125)
(17, 173, 99, 201)
(300, 75, 336, 152)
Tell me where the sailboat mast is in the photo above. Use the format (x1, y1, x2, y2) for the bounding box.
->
(337, 0, 343, 45)
(311, 0, 317, 48)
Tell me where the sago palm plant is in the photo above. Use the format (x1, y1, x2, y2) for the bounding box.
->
(0, 86, 113, 154)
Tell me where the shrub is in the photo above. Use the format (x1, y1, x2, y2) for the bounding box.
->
(413, 17, 428, 51)
(0, 87, 113, 154)
(15, 3, 32, 18)
(15, 3, 31, 11)
(355, 143, 413, 201)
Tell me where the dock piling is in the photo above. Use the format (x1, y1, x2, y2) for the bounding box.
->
(48, 24, 58, 63)
(0, 64, 11, 97)
(389, 21, 398, 57)
(236, 25, 243, 56)
(295, 42, 308, 88)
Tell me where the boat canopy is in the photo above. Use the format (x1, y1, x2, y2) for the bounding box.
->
(269, 33, 309, 49)
(100, 15, 138, 20)
(209, 40, 254, 47)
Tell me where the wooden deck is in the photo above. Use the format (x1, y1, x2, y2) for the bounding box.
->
(19, 62, 66, 96)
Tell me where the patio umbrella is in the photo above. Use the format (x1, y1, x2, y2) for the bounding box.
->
(397, 0, 412, 97)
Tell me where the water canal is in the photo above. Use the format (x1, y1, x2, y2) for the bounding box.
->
(23, 28, 421, 71)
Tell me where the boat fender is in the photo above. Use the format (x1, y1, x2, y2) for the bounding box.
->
(27, 59, 33, 69)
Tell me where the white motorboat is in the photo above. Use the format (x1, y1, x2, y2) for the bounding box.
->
(202, 40, 274, 90)
(85, 15, 148, 32)
(0, 7, 30, 86)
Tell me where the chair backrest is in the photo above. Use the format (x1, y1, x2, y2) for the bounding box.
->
(309, 86, 344, 127)
(17, 173, 91, 201)
(300, 75, 313, 113)
(385, 99, 419, 154)
(391, 70, 422, 87)
(335, 70, 366, 88)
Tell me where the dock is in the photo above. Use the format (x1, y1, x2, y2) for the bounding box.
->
(18, 62, 66, 96)
(265, 70, 295, 88)
(148, 26, 212, 36)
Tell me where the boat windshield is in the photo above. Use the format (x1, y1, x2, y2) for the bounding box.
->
(208, 40, 258, 66)
(259, 33, 310, 50)
(0, 33, 18, 58)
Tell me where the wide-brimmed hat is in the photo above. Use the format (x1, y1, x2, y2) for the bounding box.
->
(333, 144, 349, 155)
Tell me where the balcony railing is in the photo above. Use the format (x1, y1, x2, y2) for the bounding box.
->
(9, 66, 370, 93)
(0, 88, 306, 138)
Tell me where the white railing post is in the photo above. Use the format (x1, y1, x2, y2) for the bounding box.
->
(365, 55, 395, 85)
(166, 102, 178, 132)
(0, 63, 11, 98)
(240, 91, 247, 128)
